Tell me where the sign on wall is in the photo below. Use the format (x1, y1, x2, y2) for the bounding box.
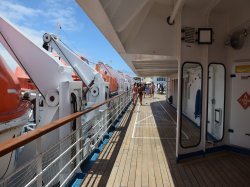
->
(235, 65, 250, 73)
(237, 92, 250, 110)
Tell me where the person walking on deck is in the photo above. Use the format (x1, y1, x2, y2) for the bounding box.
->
(142, 83, 146, 98)
(138, 83, 143, 105)
(132, 83, 138, 105)
(150, 82, 155, 98)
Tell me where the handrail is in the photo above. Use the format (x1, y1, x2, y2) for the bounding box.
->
(0, 92, 127, 157)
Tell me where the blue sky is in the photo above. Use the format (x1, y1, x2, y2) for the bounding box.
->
(0, 0, 134, 75)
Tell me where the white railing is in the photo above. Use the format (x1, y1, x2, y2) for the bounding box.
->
(0, 92, 132, 187)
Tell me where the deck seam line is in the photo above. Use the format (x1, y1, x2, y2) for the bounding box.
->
(156, 99, 189, 139)
(131, 105, 140, 138)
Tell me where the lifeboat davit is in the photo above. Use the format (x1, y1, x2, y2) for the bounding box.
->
(96, 62, 118, 96)
(14, 52, 88, 90)
(0, 55, 29, 123)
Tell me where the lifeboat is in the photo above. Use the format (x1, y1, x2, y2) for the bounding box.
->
(124, 74, 134, 88)
(0, 55, 32, 178)
(95, 62, 119, 96)
(15, 66, 36, 91)
(119, 72, 133, 91)
(0, 55, 30, 123)
(116, 71, 126, 93)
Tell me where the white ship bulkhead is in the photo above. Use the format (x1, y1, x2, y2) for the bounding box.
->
(0, 0, 249, 186)
(77, 0, 250, 156)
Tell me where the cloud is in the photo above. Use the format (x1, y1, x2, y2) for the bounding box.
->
(0, 0, 79, 31)
(0, 1, 42, 22)
(0, 17, 44, 71)
(0, 0, 85, 70)
(45, 7, 78, 31)
(16, 25, 44, 46)
(0, 23, 44, 71)
(42, 0, 79, 31)
(0, 0, 80, 71)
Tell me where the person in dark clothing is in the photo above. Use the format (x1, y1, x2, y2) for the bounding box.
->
(160, 83, 164, 93)
(138, 83, 143, 105)
(194, 89, 201, 119)
(168, 95, 173, 104)
(142, 83, 146, 98)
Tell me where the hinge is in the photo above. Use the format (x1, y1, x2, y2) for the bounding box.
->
(230, 74, 236, 78)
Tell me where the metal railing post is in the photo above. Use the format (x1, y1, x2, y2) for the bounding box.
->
(0, 92, 129, 187)
(121, 95, 123, 113)
(119, 95, 122, 116)
(36, 137, 42, 187)
(123, 94, 126, 110)
(99, 110, 105, 141)
(121, 95, 124, 114)
(76, 117, 81, 169)
(112, 101, 115, 126)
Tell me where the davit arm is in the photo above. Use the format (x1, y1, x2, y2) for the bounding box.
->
(42, 33, 107, 106)
(0, 17, 74, 97)
(0, 17, 82, 139)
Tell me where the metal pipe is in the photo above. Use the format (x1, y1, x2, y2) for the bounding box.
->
(167, 0, 185, 25)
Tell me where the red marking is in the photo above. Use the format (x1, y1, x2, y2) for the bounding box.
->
(237, 92, 250, 110)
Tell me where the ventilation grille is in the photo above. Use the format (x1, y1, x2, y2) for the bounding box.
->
(182, 27, 196, 43)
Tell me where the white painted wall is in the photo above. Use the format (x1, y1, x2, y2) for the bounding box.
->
(176, 7, 209, 154)
(178, 3, 250, 151)
(166, 73, 178, 108)
(208, 1, 250, 148)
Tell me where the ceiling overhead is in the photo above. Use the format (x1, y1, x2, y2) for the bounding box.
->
(77, 0, 181, 77)
(76, 0, 224, 77)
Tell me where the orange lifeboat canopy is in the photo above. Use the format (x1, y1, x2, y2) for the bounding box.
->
(15, 66, 36, 91)
(0, 55, 29, 122)
(96, 62, 118, 94)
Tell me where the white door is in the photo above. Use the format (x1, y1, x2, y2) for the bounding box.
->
(230, 63, 250, 148)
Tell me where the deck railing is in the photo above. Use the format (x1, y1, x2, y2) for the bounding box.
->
(0, 92, 132, 187)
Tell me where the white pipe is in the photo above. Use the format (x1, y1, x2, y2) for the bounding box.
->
(169, 0, 185, 24)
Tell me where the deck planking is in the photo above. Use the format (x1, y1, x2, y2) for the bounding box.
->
(81, 95, 250, 187)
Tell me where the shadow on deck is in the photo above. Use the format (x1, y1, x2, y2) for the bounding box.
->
(152, 99, 250, 187)
(80, 96, 250, 187)
(80, 104, 135, 187)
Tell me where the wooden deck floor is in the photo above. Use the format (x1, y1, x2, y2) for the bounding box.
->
(81, 95, 250, 187)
